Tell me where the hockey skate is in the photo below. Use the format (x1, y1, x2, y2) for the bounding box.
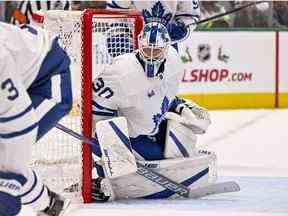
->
(92, 177, 115, 202)
(63, 177, 114, 202)
(37, 189, 70, 216)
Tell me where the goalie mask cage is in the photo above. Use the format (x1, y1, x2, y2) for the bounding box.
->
(31, 9, 143, 203)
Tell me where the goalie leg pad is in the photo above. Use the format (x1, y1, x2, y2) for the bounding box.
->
(95, 117, 137, 178)
(111, 155, 217, 200)
(164, 119, 197, 158)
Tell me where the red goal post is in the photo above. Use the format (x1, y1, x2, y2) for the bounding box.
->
(31, 9, 143, 203)
(81, 8, 143, 203)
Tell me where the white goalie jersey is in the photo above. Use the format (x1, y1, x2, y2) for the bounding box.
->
(92, 46, 183, 138)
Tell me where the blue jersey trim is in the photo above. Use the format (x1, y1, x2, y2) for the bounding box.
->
(0, 104, 33, 123)
(29, 38, 70, 86)
(0, 171, 27, 186)
(0, 122, 38, 139)
(169, 131, 189, 157)
(92, 101, 117, 112)
(28, 38, 72, 141)
(142, 168, 209, 199)
(92, 101, 118, 117)
(92, 111, 118, 117)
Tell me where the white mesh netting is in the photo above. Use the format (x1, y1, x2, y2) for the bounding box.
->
(30, 10, 139, 202)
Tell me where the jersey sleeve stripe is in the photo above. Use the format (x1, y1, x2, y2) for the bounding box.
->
(0, 104, 33, 123)
(0, 122, 38, 139)
(92, 111, 118, 117)
(92, 100, 117, 112)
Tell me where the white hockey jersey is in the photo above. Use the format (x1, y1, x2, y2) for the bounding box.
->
(0, 22, 72, 194)
(92, 46, 183, 138)
(0, 22, 54, 89)
(108, 0, 201, 25)
(0, 22, 57, 144)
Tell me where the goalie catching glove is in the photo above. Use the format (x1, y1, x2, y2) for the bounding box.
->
(166, 98, 211, 134)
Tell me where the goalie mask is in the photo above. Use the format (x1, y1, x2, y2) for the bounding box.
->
(138, 22, 171, 78)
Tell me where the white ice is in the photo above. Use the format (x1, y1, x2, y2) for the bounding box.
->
(20, 109, 288, 216)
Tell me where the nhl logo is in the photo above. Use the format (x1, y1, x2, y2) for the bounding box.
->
(198, 44, 211, 63)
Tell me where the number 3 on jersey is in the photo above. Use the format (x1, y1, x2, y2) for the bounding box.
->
(1, 78, 19, 101)
(93, 78, 114, 99)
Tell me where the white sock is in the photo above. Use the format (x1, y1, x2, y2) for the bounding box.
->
(19, 169, 50, 211)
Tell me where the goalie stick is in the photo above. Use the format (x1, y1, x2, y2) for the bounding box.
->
(188, 181, 240, 199)
(195, 1, 269, 25)
(171, 1, 268, 43)
(55, 123, 240, 199)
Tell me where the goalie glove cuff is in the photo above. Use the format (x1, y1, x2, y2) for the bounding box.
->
(174, 100, 211, 134)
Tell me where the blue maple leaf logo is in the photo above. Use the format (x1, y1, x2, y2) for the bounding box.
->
(151, 1, 165, 18)
(142, 1, 172, 26)
(151, 96, 170, 134)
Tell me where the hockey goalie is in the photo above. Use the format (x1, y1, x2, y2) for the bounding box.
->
(90, 19, 238, 201)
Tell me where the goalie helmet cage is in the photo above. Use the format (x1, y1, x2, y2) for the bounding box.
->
(31, 9, 143, 203)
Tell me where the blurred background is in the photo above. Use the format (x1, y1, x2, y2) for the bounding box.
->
(2, 1, 287, 110)
(1, 1, 287, 28)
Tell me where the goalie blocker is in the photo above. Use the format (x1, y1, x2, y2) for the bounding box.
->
(92, 116, 218, 200)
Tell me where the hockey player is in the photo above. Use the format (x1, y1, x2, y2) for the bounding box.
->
(91, 18, 212, 200)
(0, 22, 72, 215)
(107, 0, 201, 43)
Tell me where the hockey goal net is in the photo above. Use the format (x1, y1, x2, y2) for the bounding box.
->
(30, 9, 143, 203)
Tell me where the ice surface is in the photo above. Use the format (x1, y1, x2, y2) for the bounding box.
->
(20, 109, 288, 216)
